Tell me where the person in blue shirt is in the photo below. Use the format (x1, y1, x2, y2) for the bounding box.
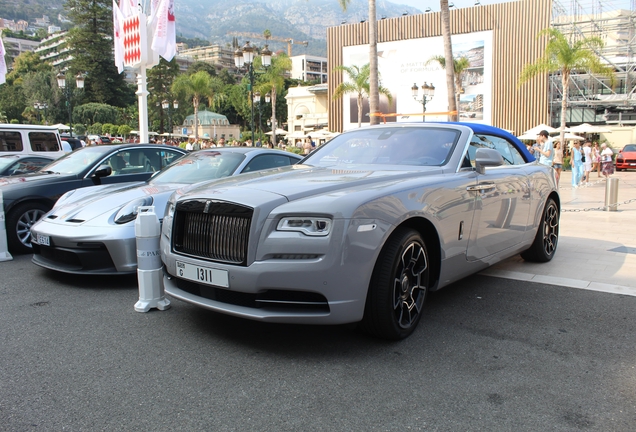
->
(535, 130, 554, 167)
(571, 141, 584, 188)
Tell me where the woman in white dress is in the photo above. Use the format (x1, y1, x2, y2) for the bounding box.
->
(582, 140, 593, 183)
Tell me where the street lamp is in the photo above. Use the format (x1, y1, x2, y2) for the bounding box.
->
(162, 99, 179, 135)
(235, 42, 271, 144)
(57, 72, 85, 137)
(411, 82, 435, 122)
(34, 102, 48, 125)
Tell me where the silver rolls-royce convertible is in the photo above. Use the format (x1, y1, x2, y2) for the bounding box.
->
(161, 123, 559, 340)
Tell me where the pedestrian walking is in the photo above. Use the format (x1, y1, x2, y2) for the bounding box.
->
(535, 130, 554, 167)
(582, 140, 592, 183)
(600, 143, 614, 178)
(592, 142, 601, 177)
(571, 141, 584, 188)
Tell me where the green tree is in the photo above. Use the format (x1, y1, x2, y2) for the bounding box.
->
(74, 102, 118, 125)
(118, 124, 132, 138)
(426, 55, 470, 118)
(332, 63, 392, 128)
(147, 58, 180, 133)
(519, 28, 616, 143)
(171, 71, 225, 140)
(64, 0, 133, 107)
(0, 84, 26, 122)
(4, 51, 51, 85)
(187, 61, 217, 77)
(255, 53, 292, 146)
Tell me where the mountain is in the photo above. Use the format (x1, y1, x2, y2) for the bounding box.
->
(1, 0, 422, 57)
(175, 0, 422, 56)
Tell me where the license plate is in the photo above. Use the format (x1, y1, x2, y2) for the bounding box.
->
(630, 163, 636, 166)
(37, 234, 50, 246)
(176, 261, 229, 288)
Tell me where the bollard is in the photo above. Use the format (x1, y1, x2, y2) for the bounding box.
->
(134, 205, 170, 312)
(0, 190, 14, 262)
(604, 177, 619, 212)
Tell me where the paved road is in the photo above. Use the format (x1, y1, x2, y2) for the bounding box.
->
(1, 254, 635, 431)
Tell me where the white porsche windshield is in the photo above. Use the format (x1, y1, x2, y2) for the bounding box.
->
(303, 127, 460, 167)
(150, 151, 245, 185)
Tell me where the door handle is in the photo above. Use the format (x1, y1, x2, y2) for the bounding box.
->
(467, 183, 496, 192)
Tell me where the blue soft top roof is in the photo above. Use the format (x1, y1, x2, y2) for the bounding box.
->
(429, 121, 536, 161)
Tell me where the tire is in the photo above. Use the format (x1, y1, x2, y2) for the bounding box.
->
(6, 202, 50, 254)
(521, 197, 559, 262)
(361, 228, 430, 340)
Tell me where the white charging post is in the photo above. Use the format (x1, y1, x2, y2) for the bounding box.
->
(0, 190, 14, 262)
(134, 206, 170, 312)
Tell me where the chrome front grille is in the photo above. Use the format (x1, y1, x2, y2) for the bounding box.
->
(173, 199, 253, 265)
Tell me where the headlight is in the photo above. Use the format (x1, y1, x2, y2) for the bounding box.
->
(277, 217, 332, 236)
(114, 196, 153, 224)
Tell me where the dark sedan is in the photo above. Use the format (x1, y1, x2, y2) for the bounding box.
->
(0, 143, 186, 253)
(0, 154, 56, 177)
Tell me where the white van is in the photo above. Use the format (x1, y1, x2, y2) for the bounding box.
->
(0, 124, 66, 159)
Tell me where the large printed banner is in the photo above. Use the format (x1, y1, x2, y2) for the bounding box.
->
(342, 31, 493, 130)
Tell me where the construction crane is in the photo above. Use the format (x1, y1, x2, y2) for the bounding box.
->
(227, 32, 308, 57)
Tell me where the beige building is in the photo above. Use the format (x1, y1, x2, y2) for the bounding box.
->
(35, 31, 71, 69)
(1, 35, 39, 60)
(177, 44, 235, 70)
(290, 55, 328, 83)
(285, 83, 329, 139)
(178, 110, 240, 140)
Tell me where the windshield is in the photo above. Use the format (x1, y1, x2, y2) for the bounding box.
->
(39, 146, 113, 174)
(303, 127, 460, 168)
(0, 156, 18, 170)
(623, 144, 636, 152)
(150, 151, 246, 185)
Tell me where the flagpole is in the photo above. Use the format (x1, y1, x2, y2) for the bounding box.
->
(137, 65, 150, 144)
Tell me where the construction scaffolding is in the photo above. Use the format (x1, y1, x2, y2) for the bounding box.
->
(550, 0, 636, 125)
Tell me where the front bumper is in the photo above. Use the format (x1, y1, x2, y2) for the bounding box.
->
(31, 221, 137, 275)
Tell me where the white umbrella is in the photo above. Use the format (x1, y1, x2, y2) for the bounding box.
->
(522, 124, 559, 136)
(265, 128, 288, 136)
(52, 123, 70, 130)
(562, 133, 585, 141)
(565, 123, 612, 134)
(516, 133, 538, 141)
(286, 131, 308, 139)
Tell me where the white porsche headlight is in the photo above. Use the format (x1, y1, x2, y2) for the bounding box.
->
(277, 217, 332, 236)
(114, 196, 154, 224)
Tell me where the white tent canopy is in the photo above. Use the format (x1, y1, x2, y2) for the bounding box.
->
(52, 123, 70, 130)
(565, 123, 612, 134)
(265, 128, 288, 136)
(518, 132, 585, 141)
(522, 124, 559, 136)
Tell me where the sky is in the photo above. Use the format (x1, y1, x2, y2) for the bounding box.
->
(396, 0, 634, 13)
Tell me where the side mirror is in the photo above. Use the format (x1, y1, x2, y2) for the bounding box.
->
(93, 164, 112, 178)
(474, 148, 504, 174)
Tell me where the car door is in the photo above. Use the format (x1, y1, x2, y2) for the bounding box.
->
(96, 148, 184, 185)
(466, 134, 532, 261)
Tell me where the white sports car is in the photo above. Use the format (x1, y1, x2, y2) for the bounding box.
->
(30, 147, 302, 274)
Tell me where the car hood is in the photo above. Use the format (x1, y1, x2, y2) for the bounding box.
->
(0, 171, 76, 188)
(181, 164, 446, 203)
(44, 181, 185, 224)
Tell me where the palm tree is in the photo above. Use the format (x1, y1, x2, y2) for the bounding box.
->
(426, 55, 471, 118)
(519, 28, 615, 144)
(337, 0, 380, 126)
(171, 71, 224, 141)
(255, 52, 291, 147)
(440, 0, 457, 121)
(332, 63, 392, 128)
